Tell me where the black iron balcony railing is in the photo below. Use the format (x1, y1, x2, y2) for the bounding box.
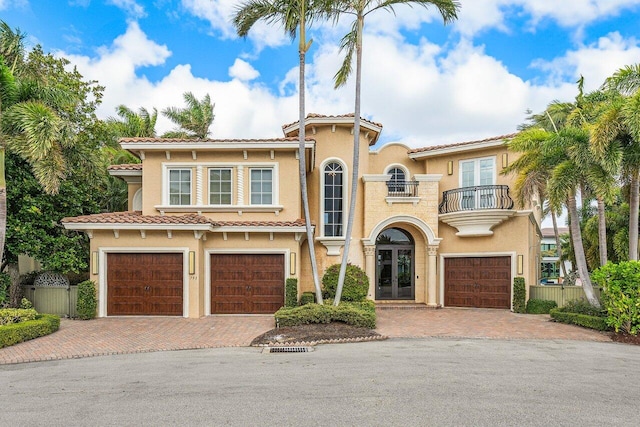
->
(438, 185, 514, 214)
(386, 180, 419, 197)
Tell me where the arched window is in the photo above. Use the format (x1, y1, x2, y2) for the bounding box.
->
(323, 162, 344, 237)
(387, 167, 406, 194)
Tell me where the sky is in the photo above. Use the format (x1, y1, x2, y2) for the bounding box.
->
(2, 0, 640, 148)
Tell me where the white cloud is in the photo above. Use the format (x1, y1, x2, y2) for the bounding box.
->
(228, 58, 259, 81)
(0, 0, 28, 10)
(107, 0, 146, 18)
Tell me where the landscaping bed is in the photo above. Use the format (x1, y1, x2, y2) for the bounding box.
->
(611, 332, 640, 346)
(251, 322, 382, 346)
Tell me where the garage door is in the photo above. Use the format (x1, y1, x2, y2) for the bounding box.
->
(210, 254, 284, 314)
(107, 253, 184, 316)
(445, 257, 511, 309)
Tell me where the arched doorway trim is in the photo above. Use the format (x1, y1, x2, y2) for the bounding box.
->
(362, 215, 440, 247)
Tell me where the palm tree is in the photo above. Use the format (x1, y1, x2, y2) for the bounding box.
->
(0, 21, 26, 73)
(233, 0, 326, 304)
(162, 92, 214, 139)
(594, 65, 640, 261)
(108, 104, 158, 138)
(328, 0, 460, 305)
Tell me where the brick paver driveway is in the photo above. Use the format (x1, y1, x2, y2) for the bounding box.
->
(0, 308, 611, 365)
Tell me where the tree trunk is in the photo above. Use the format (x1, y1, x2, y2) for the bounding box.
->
(298, 20, 323, 304)
(7, 263, 21, 307)
(596, 196, 607, 266)
(0, 147, 6, 268)
(551, 210, 567, 277)
(629, 170, 639, 261)
(334, 15, 364, 306)
(567, 193, 600, 308)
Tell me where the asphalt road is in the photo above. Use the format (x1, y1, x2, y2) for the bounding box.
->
(1, 338, 638, 426)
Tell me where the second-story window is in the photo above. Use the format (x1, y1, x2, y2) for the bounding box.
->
(387, 167, 406, 193)
(169, 169, 192, 205)
(209, 168, 232, 205)
(324, 162, 343, 237)
(250, 168, 273, 205)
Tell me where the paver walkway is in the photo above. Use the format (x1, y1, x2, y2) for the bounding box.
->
(0, 308, 611, 365)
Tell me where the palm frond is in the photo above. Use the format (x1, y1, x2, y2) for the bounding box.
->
(333, 21, 358, 88)
(603, 63, 640, 95)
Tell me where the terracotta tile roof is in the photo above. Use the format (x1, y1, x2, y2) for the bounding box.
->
(107, 163, 142, 171)
(282, 113, 383, 130)
(62, 212, 309, 228)
(211, 219, 308, 227)
(119, 137, 311, 143)
(61, 211, 211, 225)
(408, 133, 518, 154)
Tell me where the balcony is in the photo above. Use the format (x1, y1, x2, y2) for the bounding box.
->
(438, 185, 515, 237)
(387, 181, 419, 198)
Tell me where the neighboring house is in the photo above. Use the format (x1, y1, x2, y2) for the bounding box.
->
(62, 114, 541, 318)
(540, 227, 572, 284)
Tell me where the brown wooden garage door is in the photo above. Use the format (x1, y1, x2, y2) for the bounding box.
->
(210, 254, 284, 314)
(107, 253, 183, 316)
(445, 256, 511, 309)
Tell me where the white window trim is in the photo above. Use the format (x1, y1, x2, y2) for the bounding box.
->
(383, 164, 410, 180)
(319, 158, 348, 239)
(248, 165, 279, 206)
(132, 188, 142, 211)
(458, 156, 496, 188)
(208, 167, 234, 206)
(165, 167, 192, 206)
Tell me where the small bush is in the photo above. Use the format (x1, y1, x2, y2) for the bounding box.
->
(275, 300, 376, 329)
(285, 278, 298, 308)
(0, 314, 60, 349)
(322, 264, 369, 302)
(0, 308, 38, 325)
(299, 292, 315, 306)
(550, 308, 610, 331)
(20, 298, 33, 309)
(561, 299, 606, 317)
(592, 261, 640, 335)
(76, 280, 97, 320)
(526, 299, 558, 314)
(512, 277, 526, 313)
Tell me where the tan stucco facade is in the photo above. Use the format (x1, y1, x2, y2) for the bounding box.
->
(65, 115, 540, 318)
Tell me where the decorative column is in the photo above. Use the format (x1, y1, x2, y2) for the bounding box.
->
(363, 245, 376, 300)
(427, 245, 438, 307)
(237, 165, 244, 205)
(196, 166, 203, 206)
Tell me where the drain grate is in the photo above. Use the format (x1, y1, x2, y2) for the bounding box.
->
(265, 346, 313, 353)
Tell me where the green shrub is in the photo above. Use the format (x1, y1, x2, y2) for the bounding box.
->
(299, 292, 315, 306)
(549, 308, 610, 331)
(322, 264, 369, 302)
(0, 272, 9, 306)
(285, 278, 298, 308)
(526, 299, 558, 314)
(512, 277, 526, 313)
(76, 280, 97, 320)
(0, 314, 60, 349)
(592, 261, 640, 335)
(561, 299, 606, 317)
(20, 297, 33, 309)
(275, 300, 376, 329)
(0, 308, 38, 325)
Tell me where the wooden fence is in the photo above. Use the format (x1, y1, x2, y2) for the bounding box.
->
(529, 285, 601, 308)
(22, 285, 78, 317)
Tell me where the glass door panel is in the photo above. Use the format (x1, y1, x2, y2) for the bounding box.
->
(377, 249, 393, 299)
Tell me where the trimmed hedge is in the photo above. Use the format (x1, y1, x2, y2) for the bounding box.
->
(275, 301, 376, 329)
(593, 261, 640, 335)
(526, 299, 558, 314)
(512, 277, 526, 313)
(549, 308, 610, 331)
(0, 314, 60, 349)
(299, 292, 315, 306)
(322, 264, 368, 302)
(76, 280, 97, 320)
(0, 308, 38, 325)
(285, 278, 298, 308)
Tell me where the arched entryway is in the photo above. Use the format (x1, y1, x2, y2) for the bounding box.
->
(376, 228, 414, 300)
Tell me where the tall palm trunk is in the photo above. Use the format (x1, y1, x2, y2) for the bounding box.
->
(596, 196, 607, 266)
(551, 210, 567, 277)
(630, 170, 639, 261)
(298, 15, 323, 304)
(0, 147, 5, 267)
(567, 193, 600, 308)
(334, 15, 364, 306)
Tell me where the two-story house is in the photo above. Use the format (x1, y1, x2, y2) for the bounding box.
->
(62, 114, 541, 318)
